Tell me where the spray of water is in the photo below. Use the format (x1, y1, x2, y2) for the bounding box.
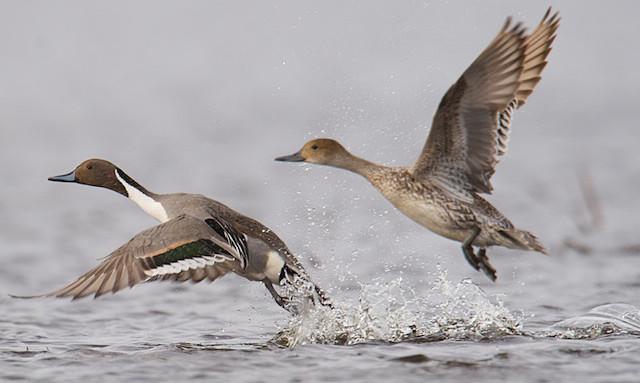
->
(273, 270, 522, 347)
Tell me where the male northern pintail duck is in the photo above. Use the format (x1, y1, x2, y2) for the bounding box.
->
(17, 159, 331, 313)
(276, 9, 559, 281)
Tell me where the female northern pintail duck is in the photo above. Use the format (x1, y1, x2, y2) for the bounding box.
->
(276, 9, 559, 281)
(18, 159, 331, 313)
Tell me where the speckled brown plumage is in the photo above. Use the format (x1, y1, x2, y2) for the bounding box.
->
(277, 9, 558, 281)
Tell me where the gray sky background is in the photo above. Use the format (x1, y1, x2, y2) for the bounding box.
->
(0, 1, 638, 281)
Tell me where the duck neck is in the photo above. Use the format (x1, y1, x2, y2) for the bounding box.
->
(329, 152, 383, 180)
(114, 169, 169, 223)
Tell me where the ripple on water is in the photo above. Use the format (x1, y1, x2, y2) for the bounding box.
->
(548, 303, 640, 339)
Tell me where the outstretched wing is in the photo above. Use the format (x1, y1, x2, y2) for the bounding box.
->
(21, 214, 245, 300)
(412, 9, 560, 198)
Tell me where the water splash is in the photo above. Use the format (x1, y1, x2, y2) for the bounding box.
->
(277, 269, 332, 315)
(273, 270, 521, 347)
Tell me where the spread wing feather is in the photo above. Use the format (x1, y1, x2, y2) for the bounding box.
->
(18, 215, 244, 300)
(412, 9, 559, 196)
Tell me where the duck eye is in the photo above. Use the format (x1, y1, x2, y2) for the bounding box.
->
(86, 164, 93, 170)
(311, 145, 319, 150)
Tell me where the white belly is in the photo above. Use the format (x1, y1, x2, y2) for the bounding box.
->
(388, 196, 469, 243)
(245, 250, 285, 284)
(263, 251, 285, 283)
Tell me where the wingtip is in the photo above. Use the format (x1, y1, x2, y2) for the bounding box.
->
(542, 6, 561, 26)
(501, 16, 512, 32)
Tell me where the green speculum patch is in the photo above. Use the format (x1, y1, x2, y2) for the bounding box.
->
(150, 239, 231, 267)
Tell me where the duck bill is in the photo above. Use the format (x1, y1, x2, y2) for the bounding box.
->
(275, 151, 305, 162)
(48, 170, 77, 183)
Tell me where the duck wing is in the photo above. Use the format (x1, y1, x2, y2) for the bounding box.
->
(412, 9, 559, 199)
(17, 214, 247, 300)
(220, 211, 333, 307)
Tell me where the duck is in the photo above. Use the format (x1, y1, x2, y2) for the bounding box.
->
(15, 158, 331, 313)
(275, 9, 559, 281)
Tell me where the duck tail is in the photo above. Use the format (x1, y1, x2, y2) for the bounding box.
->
(281, 264, 333, 310)
(313, 284, 334, 309)
(499, 228, 547, 255)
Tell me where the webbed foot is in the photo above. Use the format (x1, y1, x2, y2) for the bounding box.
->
(461, 228, 497, 281)
(477, 248, 497, 281)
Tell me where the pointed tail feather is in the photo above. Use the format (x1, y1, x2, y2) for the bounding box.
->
(500, 229, 547, 254)
(313, 284, 334, 309)
(281, 265, 333, 310)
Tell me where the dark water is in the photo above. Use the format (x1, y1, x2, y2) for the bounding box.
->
(1, 1, 640, 382)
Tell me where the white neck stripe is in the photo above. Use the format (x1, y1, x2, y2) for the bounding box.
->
(115, 170, 169, 223)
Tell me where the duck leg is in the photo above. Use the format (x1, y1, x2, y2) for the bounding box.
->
(263, 280, 290, 311)
(461, 227, 481, 271)
(477, 248, 497, 281)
